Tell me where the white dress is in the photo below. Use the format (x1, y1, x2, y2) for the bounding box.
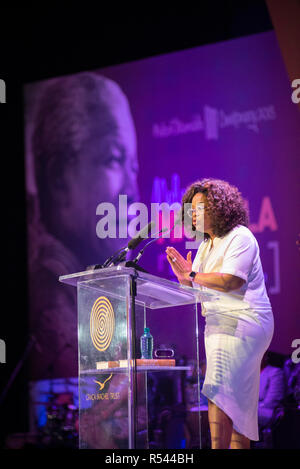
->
(192, 224, 274, 441)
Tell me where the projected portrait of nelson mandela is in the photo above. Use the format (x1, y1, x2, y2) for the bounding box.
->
(26, 72, 139, 380)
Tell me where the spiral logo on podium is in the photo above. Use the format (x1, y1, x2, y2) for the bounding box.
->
(90, 296, 115, 352)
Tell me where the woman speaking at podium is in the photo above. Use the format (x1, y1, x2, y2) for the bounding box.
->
(166, 178, 274, 449)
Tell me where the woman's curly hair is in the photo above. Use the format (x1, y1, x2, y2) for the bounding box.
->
(181, 178, 249, 240)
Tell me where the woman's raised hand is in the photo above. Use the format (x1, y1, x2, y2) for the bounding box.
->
(165, 246, 193, 282)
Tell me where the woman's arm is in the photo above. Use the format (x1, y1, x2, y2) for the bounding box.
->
(166, 246, 246, 293)
(179, 278, 193, 287)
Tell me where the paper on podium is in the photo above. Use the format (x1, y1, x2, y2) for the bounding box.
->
(96, 359, 176, 369)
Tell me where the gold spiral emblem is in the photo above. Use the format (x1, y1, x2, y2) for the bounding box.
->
(90, 296, 115, 352)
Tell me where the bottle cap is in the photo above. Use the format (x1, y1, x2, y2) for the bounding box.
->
(144, 327, 150, 333)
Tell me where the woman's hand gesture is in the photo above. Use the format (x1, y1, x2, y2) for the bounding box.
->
(165, 246, 193, 283)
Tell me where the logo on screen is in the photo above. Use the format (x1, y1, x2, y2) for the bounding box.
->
(90, 296, 115, 352)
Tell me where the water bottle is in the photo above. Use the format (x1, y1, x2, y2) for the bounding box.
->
(140, 327, 153, 359)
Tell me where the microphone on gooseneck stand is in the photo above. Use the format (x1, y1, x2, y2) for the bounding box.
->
(86, 221, 155, 270)
(126, 221, 156, 250)
(102, 221, 155, 268)
(96, 246, 127, 269)
(87, 245, 126, 270)
(132, 227, 169, 264)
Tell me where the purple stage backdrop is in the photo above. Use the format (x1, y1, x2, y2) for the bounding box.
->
(25, 31, 300, 381)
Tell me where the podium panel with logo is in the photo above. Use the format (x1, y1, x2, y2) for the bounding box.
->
(59, 266, 222, 449)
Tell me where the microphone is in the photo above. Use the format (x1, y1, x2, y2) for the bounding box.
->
(87, 216, 181, 270)
(132, 214, 182, 265)
(132, 227, 169, 264)
(100, 246, 127, 268)
(107, 221, 155, 266)
(95, 221, 155, 269)
(87, 245, 126, 270)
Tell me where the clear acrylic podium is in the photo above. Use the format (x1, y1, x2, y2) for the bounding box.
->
(59, 265, 224, 449)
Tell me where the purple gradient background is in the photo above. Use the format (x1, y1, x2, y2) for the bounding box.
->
(98, 31, 300, 354)
(25, 31, 300, 381)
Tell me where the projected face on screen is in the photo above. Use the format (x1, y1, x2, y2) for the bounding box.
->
(33, 72, 139, 267)
(27, 72, 139, 380)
